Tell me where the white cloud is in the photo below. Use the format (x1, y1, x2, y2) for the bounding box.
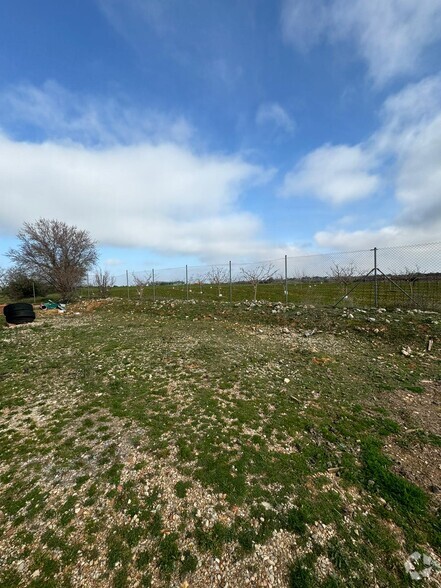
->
(256, 103, 296, 134)
(281, 0, 328, 52)
(281, 144, 379, 204)
(395, 115, 441, 228)
(97, 0, 171, 41)
(281, 0, 441, 84)
(369, 76, 441, 236)
(277, 73, 441, 250)
(104, 258, 124, 266)
(0, 135, 270, 260)
(315, 226, 406, 250)
(375, 74, 441, 155)
(0, 81, 193, 146)
(0, 81, 311, 263)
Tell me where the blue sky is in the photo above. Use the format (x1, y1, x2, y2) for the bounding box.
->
(1, 0, 441, 272)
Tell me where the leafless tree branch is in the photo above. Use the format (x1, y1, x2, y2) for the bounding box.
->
(7, 219, 97, 300)
(240, 263, 277, 301)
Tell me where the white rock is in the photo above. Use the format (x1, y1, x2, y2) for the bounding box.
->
(423, 554, 432, 566)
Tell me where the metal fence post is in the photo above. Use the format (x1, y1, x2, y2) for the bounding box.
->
(373, 247, 378, 308)
(229, 261, 232, 303)
(152, 268, 156, 302)
(284, 255, 288, 304)
(32, 281, 36, 304)
(185, 265, 189, 300)
(126, 270, 130, 300)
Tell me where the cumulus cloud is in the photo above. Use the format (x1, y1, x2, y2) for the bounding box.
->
(0, 81, 298, 262)
(0, 135, 271, 259)
(375, 74, 441, 154)
(281, 144, 379, 204)
(281, 0, 441, 85)
(395, 115, 441, 228)
(278, 73, 441, 250)
(368, 76, 441, 236)
(256, 102, 296, 134)
(0, 81, 314, 263)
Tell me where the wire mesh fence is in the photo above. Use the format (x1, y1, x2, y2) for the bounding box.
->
(84, 242, 441, 311)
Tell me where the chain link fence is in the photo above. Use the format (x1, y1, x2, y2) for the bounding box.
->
(85, 242, 441, 311)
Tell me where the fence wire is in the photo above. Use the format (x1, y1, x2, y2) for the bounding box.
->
(85, 242, 441, 311)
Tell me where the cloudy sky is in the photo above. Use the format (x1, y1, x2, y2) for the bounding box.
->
(1, 0, 441, 271)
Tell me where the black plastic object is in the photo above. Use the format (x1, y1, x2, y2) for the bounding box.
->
(3, 303, 36, 325)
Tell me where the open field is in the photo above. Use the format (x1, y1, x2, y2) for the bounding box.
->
(76, 276, 441, 312)
(0, 298, 440, 587)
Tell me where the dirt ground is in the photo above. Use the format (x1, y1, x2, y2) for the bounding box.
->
(382, 381, 441, 503)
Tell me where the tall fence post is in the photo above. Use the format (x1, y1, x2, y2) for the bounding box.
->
(229, 261, 232, 303)
(32, 281, 36, 304)
(284, 255, 288, 304)
(185, 265, 189, 300)
(126, 270, 130, 300)
(152, 269, 156, 302)
(373, 247, 378, 308)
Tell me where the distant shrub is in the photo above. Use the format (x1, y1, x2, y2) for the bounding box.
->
(3, 267, 48, 300)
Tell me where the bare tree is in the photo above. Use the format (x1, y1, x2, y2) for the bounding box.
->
(292, 268, 307, 283)
(7, 219, 97, 301)
(132, 271, 152, 299)
(190, 274, 204, 294)
(402, 265, 420, 298)
(206, 266, 228, 297)
(329, 262, 358, 295)
(94, 268, 115, 298)
(240, 263, 277, 301)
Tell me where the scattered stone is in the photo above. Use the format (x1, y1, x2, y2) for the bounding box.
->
(423, 555, 433, 566)
(410, 552, 421, 562)
(304, 328, 316, 337)
(405, 551, 440, 582)
(283, 378, 290, 384)
(401, 346, 412, 357)
(420, 568, 432, 578)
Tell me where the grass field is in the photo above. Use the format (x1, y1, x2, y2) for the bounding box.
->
(0, 298, 440, 587)
(74, 276, 441, 311)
